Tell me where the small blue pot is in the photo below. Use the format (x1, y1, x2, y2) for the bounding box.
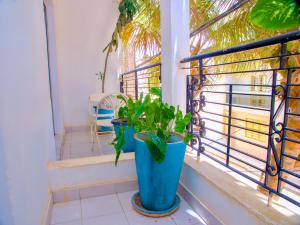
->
(134, 133, 186, 211)
(111, 119, 135, 153)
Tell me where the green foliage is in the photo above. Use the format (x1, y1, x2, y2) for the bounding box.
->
(111, 126, 125, 165)
(121, 0, 161, 57)
(112, 88, 192, 165)
(138, 88, 192, 164)
(104, 0, 140, 54)
(100, 0, 140, 93)
(111, 93, 150, 165)
(251, 0, 300, 30)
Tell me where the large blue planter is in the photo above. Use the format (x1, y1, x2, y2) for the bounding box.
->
(111, 119, 135, 153)
(134, 133, 186, 211)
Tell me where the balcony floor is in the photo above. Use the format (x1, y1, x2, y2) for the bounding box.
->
(61, 127, 115, 160)
(50, 191, 207, 225)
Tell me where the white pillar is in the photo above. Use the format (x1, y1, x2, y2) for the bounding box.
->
(160, 0, 190, 112)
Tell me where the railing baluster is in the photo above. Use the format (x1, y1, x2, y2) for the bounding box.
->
(198, 59, 204, 161)
(135, 71, 138, 100)
(265, 70, 278, 206)
(199, 59, 205, 86)
(159, 63, 162, 83)
(186, 75, 190, 117)
(120, 75, 124, 93)
(280, 42, 287, 69)
(278, 69, 292, 193)
(226, 85, 233, 166)
(276, 42, 288, 193)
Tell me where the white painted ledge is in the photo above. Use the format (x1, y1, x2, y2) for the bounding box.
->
(48, 153, 134, 169)
(182, 152, 300, 225)
(47, 153, 136, 191)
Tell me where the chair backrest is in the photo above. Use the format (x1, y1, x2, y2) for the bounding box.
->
(98, 93, 127, 117)
(89, 93, 109, 115)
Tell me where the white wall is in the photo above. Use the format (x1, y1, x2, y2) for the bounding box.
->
(45, 1, 65, 135)
(51, 0, 120, 127)
(0, 1, 56, 225)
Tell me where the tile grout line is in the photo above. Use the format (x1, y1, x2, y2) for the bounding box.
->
(79, 195, 84, 225)
(80, 193, 129, 223)
(52, 219, 81, 225)
(116, 192, 131, 225)
(63, 130, 116, 159)
(50, 200, 82, 225)
(69, 130, 73, 159)
(59, 133, 66, 160)
(62, 131, 71, 160)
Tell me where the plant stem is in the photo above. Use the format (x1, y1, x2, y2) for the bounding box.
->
(102, 47, 111, 93)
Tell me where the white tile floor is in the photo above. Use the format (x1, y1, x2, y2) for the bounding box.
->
(61, 128, 115, 160)
(51, 191, 207, 225)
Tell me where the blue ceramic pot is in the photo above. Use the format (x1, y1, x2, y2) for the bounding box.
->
(134, 133, 186, 211)
(111, 119, 135, 153)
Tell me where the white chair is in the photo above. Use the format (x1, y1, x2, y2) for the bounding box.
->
(90, 93, 127, 151)
(88, 93, 107, 138)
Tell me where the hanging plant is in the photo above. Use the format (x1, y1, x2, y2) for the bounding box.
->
(97, 0, 140, 93)
(250, 0, 300, 30)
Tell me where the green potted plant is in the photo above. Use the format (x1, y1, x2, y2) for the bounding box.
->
(111, 93, 149, 164)
(114, 88, 192, 214)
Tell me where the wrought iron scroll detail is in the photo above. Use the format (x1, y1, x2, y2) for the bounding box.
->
(268, 84, 287, 176)
(187, 75, 206, 154)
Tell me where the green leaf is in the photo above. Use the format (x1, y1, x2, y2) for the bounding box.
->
(118, 106, 128, 119)
(251, 0, 300, 30)
(111, 126, 126, 166)
(117, 94, 128, 104)
(144, 133, 167, 163)
(184, 133, 193, 144)
(138, 92, 144, 102)
(183, 113, 192, 124)
(175, 110, 191, 134)
(149, 87, 162, 98)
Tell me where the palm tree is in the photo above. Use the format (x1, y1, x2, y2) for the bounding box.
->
(119, 0, 280, 74)
(120, 0, 160, 72)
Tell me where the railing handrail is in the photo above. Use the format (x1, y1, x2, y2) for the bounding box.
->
(120, 62, 161, 77)
(181, 30, 300, 63)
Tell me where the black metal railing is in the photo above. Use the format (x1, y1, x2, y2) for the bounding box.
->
(119, 63, 161, 99)
(182, 31, 300, 207)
